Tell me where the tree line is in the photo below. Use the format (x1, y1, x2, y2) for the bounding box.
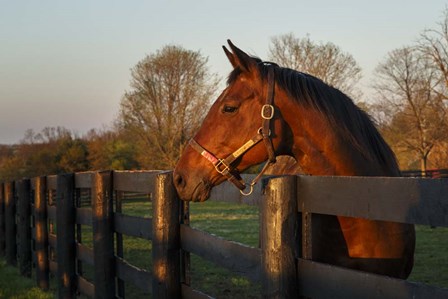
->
(1, 9, 448, 181)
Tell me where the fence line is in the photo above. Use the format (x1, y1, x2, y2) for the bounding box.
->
(0, 171, 447, 298)
(402, 168, 448, 178)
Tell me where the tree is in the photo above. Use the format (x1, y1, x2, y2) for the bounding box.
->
(419, 8, 448, 100)
(430, 141, 448, 169)
(373, 46, 448, 173)
(0, 127, 90, 180)
(268, 33, 362, 99)
(119, 45, 219, 169)
(265, 33, 363, 175)
(86, 128, 139, 170)
(57, 138, 89, 173)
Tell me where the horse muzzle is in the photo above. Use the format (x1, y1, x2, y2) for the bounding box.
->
(173, 170, 212, 202)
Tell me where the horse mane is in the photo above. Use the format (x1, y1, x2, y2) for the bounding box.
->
(227, 59, 400, 174)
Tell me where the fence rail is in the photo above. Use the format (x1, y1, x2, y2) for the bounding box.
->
(0, 170, 447, 298)
(402, 168, 448, 178)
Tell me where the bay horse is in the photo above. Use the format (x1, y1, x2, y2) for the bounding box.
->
(173, 40, 415, 278)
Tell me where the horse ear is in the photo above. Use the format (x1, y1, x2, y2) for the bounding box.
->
(222, 45, 237, 68)
(226, 39, 257, 72)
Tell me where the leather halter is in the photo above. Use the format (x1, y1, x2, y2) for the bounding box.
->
(189, 66, 277, 195)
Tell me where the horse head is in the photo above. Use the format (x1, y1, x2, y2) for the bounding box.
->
(174, 40, 290, 202)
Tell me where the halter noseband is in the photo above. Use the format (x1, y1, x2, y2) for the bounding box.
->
(189, 67, 277, 195)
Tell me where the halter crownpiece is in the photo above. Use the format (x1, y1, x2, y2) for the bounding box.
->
(189, 66, 277, 195)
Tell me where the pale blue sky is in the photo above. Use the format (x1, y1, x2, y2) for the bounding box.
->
(0, 1, 446, 144)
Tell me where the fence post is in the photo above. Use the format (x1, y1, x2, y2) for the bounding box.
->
(35, 176, 49, 290)
(17, 179, 32, 277)
(0, 183, 5, 256)
(56, 173, 76, 299)
(261, 175, 299, 298)
(4, 182, 16, 266)
(180, 200, 191, 286)
(152, 171, 181, 299)
(115, 190, 125, 298)
(92, 171, 116, 299)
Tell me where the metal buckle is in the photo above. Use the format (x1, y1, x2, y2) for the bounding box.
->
(258, 127, 271, 137)
(214, 159, 230, 175)
(261, 104, 274, 120)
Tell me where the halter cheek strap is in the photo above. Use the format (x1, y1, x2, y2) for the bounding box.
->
(262, 67, 276, 164)
(189, 66, 277, 194)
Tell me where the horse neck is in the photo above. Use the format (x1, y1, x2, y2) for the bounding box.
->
(276, 91, 392, 177)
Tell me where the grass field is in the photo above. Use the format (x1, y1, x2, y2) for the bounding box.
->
(0, 199, 447, 298)
(0, 259, 53, 299)
(409, 225, 448, 287)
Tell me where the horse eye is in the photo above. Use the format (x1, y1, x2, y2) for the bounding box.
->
(223, 105, 238, 114)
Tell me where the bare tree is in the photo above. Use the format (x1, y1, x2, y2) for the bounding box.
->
(266, 33, 363, 175)
(419, 8, 448, 100)
(373, 46, 448, 173)
(119, 45, 219, 169)
(268, 33, 362, 99)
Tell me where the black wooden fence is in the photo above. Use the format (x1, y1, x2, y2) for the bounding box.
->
(402, 168, 448, 178)
(0, 170, 447, 298)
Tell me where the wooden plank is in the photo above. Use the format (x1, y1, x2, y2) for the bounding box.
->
(298, 176, 448, 226)
(180, 225, 261, 283)
(47, 205, 56, 220)
(17, 179, 32, 277)
(181, 201, 191, 286)
(115, 190, 125, 298)
(113, 170, 160, 193)
(49, 260, 57, 274)
(56, 173, 76, 299)
(114, 213, 152, 240)
(261, 176, 299, 298)
(209, 174, 264, 206)
(76, 207, 92, 226)
(152, 171, 181, 298)
(34, 177, 49, 290)
(46, 175, 57, 190)
(181, 284, 214, 299)
(4, 182, 16, 266)
(75, 188, 83, 279)
(74, 172, 94, 189)
(92, 171, 115, 299)
(302, 212, 312, 260)
(48, 234, 56, 249)
(297, 258, 448, 299)
(115, 256, 152, 293)
(77, 276, 95, 298)
(76, 243, 94, 265)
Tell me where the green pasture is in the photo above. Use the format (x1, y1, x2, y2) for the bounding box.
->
(0, 200, 447, 298)
(0, 259, 53, 299)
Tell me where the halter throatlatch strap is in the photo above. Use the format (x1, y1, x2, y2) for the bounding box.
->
(189, 66, 277, 194)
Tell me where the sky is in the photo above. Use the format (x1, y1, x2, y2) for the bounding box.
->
(0, 1, 447, 144)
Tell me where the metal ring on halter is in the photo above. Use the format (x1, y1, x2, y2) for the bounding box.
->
(257, 127, 271, 136)
(240, 183, 254, 196)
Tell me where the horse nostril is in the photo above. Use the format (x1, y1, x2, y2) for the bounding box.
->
(174, 172, 185, 189)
